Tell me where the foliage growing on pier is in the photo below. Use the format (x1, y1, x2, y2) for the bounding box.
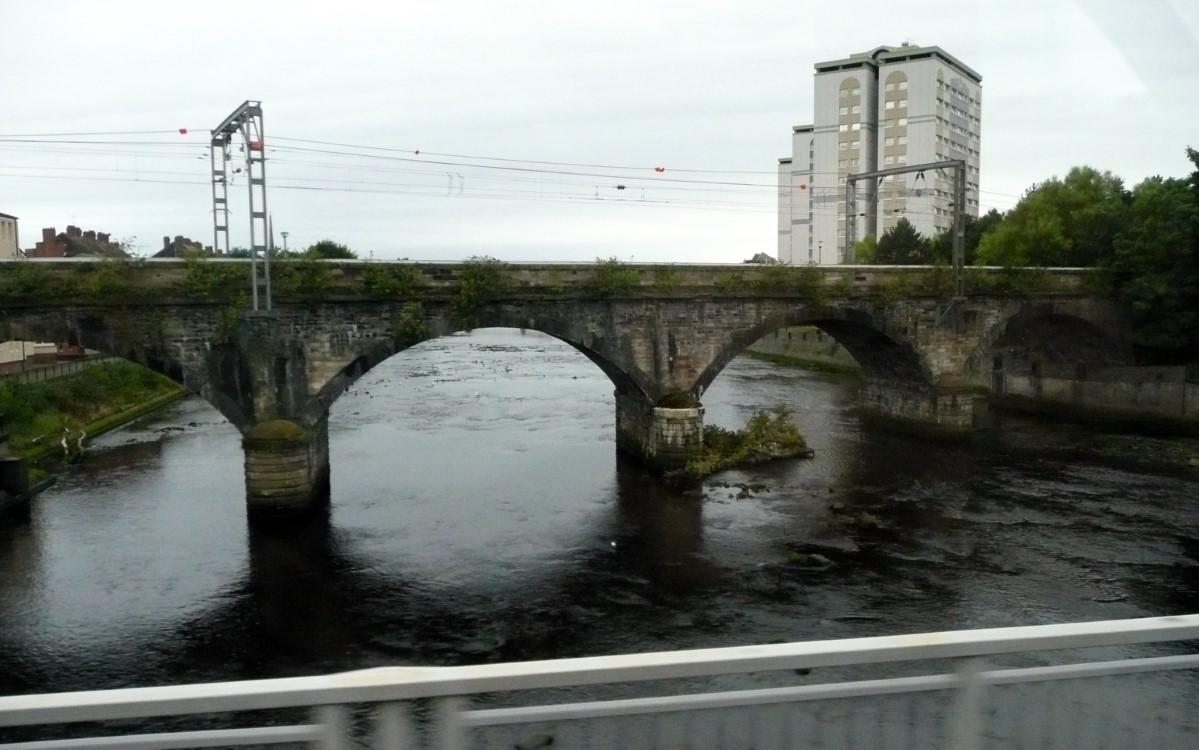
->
(392, 302, 429, 348)
(452, 255, 512, 329)
(665, 406, 810, 487)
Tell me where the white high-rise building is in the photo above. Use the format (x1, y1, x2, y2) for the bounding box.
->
(778, 45, 982, 265)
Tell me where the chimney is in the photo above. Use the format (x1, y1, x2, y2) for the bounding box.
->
(42, 227, 56, 242)
(163, 235, 171, 250)
(84, 230, 96, 241)
(97, 232, 110, 243)
(66, 225, 81, 238)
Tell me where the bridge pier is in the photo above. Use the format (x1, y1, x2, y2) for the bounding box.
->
(859, 379, 982, 436)
(242, 417, 331, 519)
(614, 393, 705, 470)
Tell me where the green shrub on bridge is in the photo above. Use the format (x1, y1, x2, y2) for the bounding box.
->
(363, 264, 424, 299)
(452, 256, 512, 328)
(181, 259, 246, 299)
(273, 257, 332, 300)
(588, 257, 641, 297)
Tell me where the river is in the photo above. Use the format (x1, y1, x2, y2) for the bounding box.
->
(2, 328, 1198, 738)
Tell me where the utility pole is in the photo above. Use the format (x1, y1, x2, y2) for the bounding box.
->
(843, 159, 967, 297)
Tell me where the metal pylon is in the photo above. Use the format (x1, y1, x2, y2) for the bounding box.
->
(210, 100, 271, 311)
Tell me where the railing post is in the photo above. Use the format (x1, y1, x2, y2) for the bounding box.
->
(313, 704, 351, 750)
(950, 657, 986, 750)
(433, 696, 467, 750)
(374, 701, 416, 749)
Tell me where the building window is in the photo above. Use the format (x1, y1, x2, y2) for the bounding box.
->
(898, 117, 908, 126)
(898, 135, 907, 145)
(897, 154, 907, 163)
(899, 80, 908, 90)
(885, 137, 894, 146)
(885, 100, 895, 110)
(851, 105, 860, 114)
(851, 87, 860, 95)
(839, 106, 848, 115)
(839, 124, 848, 132)
(898, 99, 907, 108)
(850, 141, 859, 149)
(885, 155, 894, 165)
(851, 122, 860, 130)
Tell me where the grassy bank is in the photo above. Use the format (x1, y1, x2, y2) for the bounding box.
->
(742, 349, 861, 375)
(0, 361, 185, 459)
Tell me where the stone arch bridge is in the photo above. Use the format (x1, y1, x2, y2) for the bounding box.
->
(0, 259, 1129, 518)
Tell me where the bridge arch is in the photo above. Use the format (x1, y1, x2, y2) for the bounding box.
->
(695, 306, 933, 397)
(0, 309, 250, 429)
(303, 308, 655, 427)
(981, 306, 1134, 376)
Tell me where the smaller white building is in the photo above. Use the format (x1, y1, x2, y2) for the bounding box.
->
(0, 213, 19, 260)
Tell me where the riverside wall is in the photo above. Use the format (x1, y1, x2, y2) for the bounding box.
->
(745, 327, 860, 372)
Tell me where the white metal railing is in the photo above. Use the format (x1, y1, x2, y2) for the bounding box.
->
(1, 615, 1197, 749)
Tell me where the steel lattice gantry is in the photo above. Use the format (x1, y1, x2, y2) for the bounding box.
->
(210, 100, 272, 310)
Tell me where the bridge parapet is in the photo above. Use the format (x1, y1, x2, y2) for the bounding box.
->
(0, 258, 1099, 308)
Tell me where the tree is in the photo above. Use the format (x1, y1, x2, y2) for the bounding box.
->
(874, 218, 930, 264)
(854, 235, 877, 264)
(929, 208, 1003, 265)
(1103, 163, 1199, 351)
(304, 240, 357, 259)
(975, 167, 1128, 267)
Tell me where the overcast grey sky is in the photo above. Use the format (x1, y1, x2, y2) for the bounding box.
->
(1, 0, 1197, 262)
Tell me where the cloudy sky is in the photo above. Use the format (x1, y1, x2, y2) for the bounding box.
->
(1, 0, 1197, 262)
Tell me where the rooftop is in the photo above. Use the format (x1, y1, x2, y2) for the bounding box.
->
(815, 44, 982, 83)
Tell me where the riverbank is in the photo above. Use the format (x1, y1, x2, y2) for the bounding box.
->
(745, 327, 860, 374)
(0, 361, 186, 507)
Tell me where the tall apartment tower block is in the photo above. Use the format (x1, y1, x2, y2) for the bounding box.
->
(778, 45, 982, 265)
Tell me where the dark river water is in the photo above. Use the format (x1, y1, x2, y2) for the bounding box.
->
(2, 328, 1199, 718)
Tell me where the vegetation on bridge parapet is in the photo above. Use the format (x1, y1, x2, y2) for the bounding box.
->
(183, 259, 245, 299)
(963, 266, 1053, 297)
(273, 256, 332, 300)
(452, 256, 512, 329)
(652, 266, 683, 292)
(588, 257, 642, 297)
(664, 406, 811, 488)
(362, 264, 424, 299)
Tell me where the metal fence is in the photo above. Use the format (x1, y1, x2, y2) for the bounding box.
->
(0, 356, 118, 385)
(1, 615, 1197, 749)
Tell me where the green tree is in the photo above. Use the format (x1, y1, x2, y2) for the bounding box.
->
(874, 218, 930, 264)
(854, 235, 877, 264)
(304, 239, 357, 259)
(1104, 164, 1199, 350)
(975, 167, 1128, 267)
(930, 208, 1003, 265)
